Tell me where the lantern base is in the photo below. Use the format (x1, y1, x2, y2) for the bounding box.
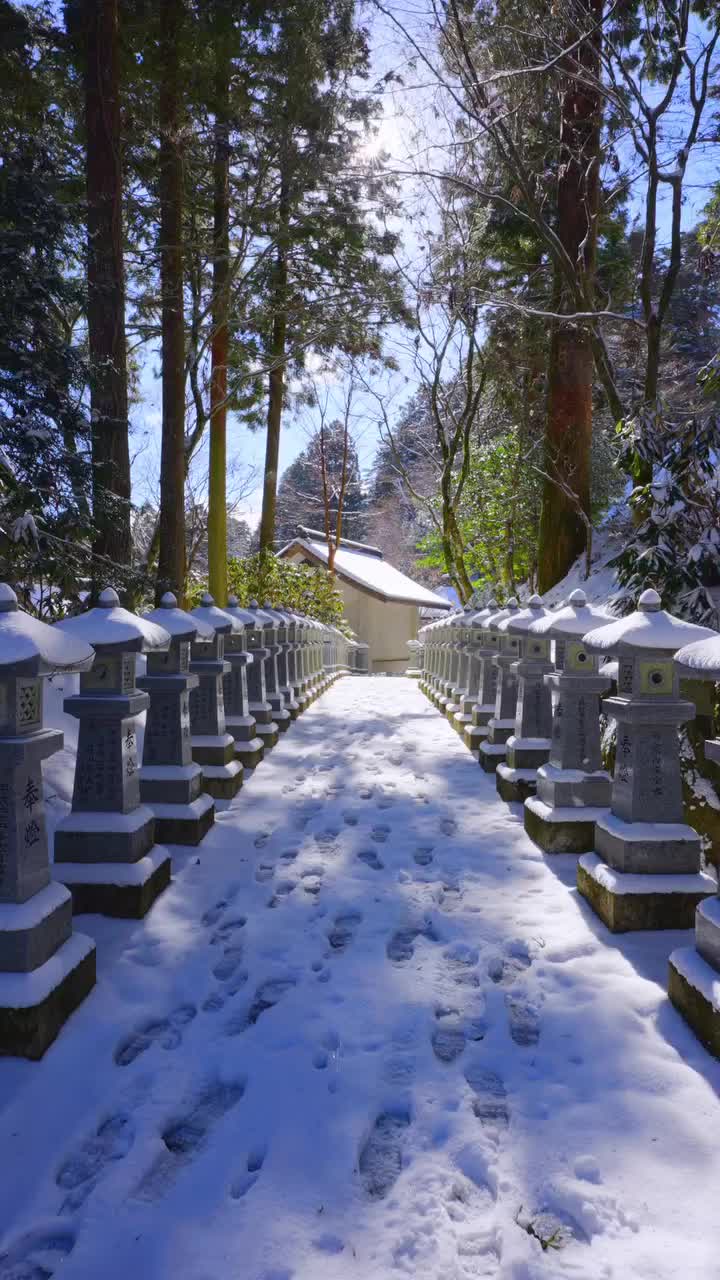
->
(463, 723, 489, 752)
(148, 794, 215, 846)
(56, 845, 172, 918)
(495, 764, 538, 804)
(478, 742, 508, 773)
(523, 796, 607, 854)
(668, 945, 720, 1060)
(0, 882, 73, 972)
(577, 852, 714, 932)
(0, 932, 96, 1060)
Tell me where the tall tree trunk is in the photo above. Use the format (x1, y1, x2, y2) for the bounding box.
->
(78, 0, 131, 592)
(208, 40, 231, 603)
(258, 151, 290, 556)
(156, 0, 186, 603)
(537, 0, 602, 593)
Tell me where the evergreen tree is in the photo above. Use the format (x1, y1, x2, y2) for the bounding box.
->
(275, 421, 366, 549)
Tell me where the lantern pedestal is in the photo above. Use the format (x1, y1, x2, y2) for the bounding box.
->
(669, 896, 720, 1058)
(578, 850, 714, 932)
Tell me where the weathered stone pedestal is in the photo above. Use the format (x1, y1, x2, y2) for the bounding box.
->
(223, 597, 265, 768)
(289, 612, 310, 710)
(138, 594, 215, 844)
(0, 586, 96, 1057)
(479, 599, 520, 773)
(189, 595, 244, 800)
(496, 595, 553, 802)
(576, 590, 716, 932)
(523, 590, 612, 852)
(668, 634, 720, 1057)
(54, 589, 172, 918)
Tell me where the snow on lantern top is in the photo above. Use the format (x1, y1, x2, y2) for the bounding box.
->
(485, 597, 519, 631)
(503, 593, 549, 635)
(54, 587, 170, 653)
(0, 584, 95, 673)
(674, 632, 720, 682)
(141, 592, 214, 642)
(190, 593, 243, 635)
(529, 588, 614, 639)
(582, 589, 717, 656)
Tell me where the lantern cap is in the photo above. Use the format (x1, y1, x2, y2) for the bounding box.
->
(56, 587, 170, 653)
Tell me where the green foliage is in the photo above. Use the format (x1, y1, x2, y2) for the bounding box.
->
(189, 552, 350, 631)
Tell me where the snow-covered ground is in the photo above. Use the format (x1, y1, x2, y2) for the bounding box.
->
(1, 677, 719, 1280)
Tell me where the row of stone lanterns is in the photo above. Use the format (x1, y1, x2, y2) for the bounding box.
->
(418, 588, 720, 1059)
(0, 585, 353, 1058)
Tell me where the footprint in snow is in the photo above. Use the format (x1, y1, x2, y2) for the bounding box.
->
(210, 916, 246, 945)
(255, 863, 275, 882)
(464, 1061, 509, 1128)
(487, 938, 534, 985)
(505, 992, 541, 1046)
(370, 824, 390, 844)
(440, 817, 458, 836)
(413, 845, 434, 866)
(279, 847, 300, 863)
(343, 812, 359, 826)
(386, 922, 439, 964)
(201, 886, 239, 927)
(359, 787, 374, 799)
(212, 946, 246, 982)
(327, 911, 362, 953)
(135, 1078, 246, 1201)
(56, 1112, 135, 1213)
(254, 831, 272, 849)
(357, 848, 384, 871)
(230, 1145, 266, 1199)
(376, 793, 395, 810)
(0, 1227, 76, 1280)
(358, 1108, 411, 1199)
(315, 828, 340, 847)
(455, 1226, 502, 1276)
(114, 1003, 197, 1066)
(267, 879, 297, 909)
(224, 978, 296, 1036)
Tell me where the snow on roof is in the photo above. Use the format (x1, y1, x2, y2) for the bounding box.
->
(674, 633, 720, 681)
(0, 585, 95, 673)
(278, 538, 451, 610)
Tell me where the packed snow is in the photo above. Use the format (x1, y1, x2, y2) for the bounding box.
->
(1, 677, 719, 1280)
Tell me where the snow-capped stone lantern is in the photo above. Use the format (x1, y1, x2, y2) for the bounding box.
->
(668, 631, 720, 1057)
(263, 603, 300, 717)
(496, 594, 554, 803)
(253, 602, 290, 731)
(288, 609, 311, 707)
(53, 588, 172, 918)
(188, 593, 244, 800)
(479, 598, 521, 773)
(354, 640, 370, 675)
(222, 597, 266, 768)
(242, 602, 280, 750)
(463, 599, 500, 751)
(438, 608, 464, 709)
(523, 589, 613, 853)
(0, 586, 96, 1058)
(576, 589, 717, 931)
(137, 593, 216, 845)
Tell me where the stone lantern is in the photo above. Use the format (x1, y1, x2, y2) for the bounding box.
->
(247, 601, 290, 732)
(577, 589, 717, 931)
(137, 593, 216, 845)
(242, 602, 280, 751)
(523, 589, 613, 852)
(463, 600, 499, 751)
(438, 609, 463, 710)
(0, 585, 96, 1058)
(53, 588, 172, 918)
(263, 603, 300, 718)
(188, 594, 244, 800)
(425, 617, 445, 700)
(222, 596, 265, 768)
(668, 632, 720, 1057)
(287, 609, 310, 710)
(446, 604, 476, 722)
(479, 598, 520, 773)
(406, 639, 423, 678)
(496, 595, 554, 803)
(429, 611, 452, 707)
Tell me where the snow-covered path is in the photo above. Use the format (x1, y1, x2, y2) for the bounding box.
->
(1, 677, 719, 1280)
